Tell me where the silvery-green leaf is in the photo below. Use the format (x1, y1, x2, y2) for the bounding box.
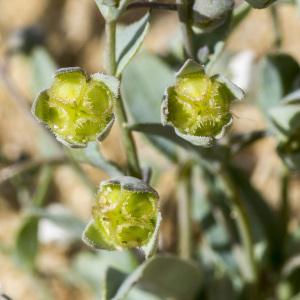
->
(82, 220, 116, 250)
(29, 206, 85, 241)
(102, 268, 128, 300)
(31, 46, 57, 94)
(69, 142, 123, 177)
(269, 104, 300, 136)
(112, 256, 202, 300)
(282, 89, 300, 104)
(116, 14, 150, 77)
(14, 217, 39, 270)
(122, 53, 177, 161)
(258, 54, 300, 113)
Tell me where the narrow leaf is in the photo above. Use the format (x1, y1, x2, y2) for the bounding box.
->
(116, 14, 150, 76)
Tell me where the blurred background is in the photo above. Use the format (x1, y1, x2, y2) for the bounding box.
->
(0, 0, 300, 299)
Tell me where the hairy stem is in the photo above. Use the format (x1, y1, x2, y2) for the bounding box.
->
(220, 168, 258, 284)
(105, 21, 141, 177)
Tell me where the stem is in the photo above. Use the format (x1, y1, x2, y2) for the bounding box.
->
(0, 157, 63, 184)
(177, 164, 193, 260)
(279, 166, 290, 249)
(270, 4, 282, 49)
(32, 165, 53, 207)
(220, 168, 258, 284)
(105, 21, 141, 177)
(127, 1, 178, 11)
(177, 0, 196, 59)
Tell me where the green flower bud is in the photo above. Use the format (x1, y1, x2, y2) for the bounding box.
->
(161, 59, 244, 147)
(192, 0, 233, 32)
(83, 176, 159, 250)
(245, 0, 277, 9)
(32, 68, 119, 147)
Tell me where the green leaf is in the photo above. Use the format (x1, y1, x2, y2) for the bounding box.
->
(14, 216, 39, 270)
(112, 256, 202, 300)
(116, 14, 150, 77)
(130, 123, 229, 164)
(82, 220, 116, 250)
(30, 46, 57, 94)
(226, 164, 282, 263)
(258, 54, 300, 113)
(72, 250, 138, 292)
(70, 141, 124, 177)
(102, 268, 128, 300)
(30, 207, 85, 241)
(30, 46, 62, 157)
(122, 53, 177, 160)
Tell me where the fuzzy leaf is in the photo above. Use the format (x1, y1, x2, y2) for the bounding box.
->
(258, 54, 300, 113)
(112, 256, 202, 300)
(122, 53, 177, 160)
(14, 217, 39, 270)
(116, 14, 150, 77)
(70, 141, 124, 177)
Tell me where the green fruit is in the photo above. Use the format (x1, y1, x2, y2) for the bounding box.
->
(85, 176, 159, 250)
(32, 67, 118, 147)
(162, 59, 243, 146)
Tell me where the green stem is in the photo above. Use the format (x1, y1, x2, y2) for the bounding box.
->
(270, 4, 282, 49)
(105, 21, 141, 177)
(279, 166, 290, 250)
(177, 163, 193, 260)
(33, 165, 53, 207)
(177, 0, 196, 59)
(220, 168, 258, 285)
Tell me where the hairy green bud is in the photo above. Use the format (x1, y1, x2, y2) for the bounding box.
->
(32, 67, 119, 147)
(161, 59, 244, 146)
(192, 0, 233, 32)
(83, 176, 159, 250)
